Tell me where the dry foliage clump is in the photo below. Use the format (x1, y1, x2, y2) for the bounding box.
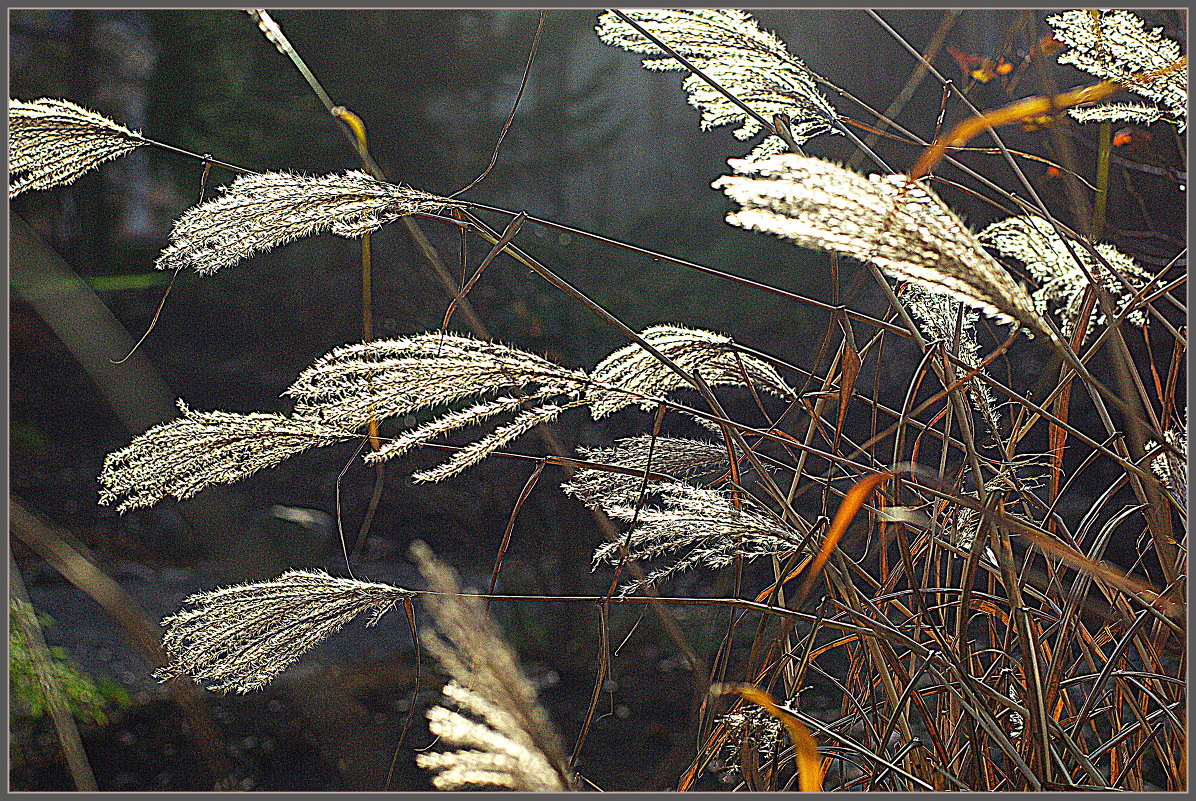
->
(8, 5, 1185, 794)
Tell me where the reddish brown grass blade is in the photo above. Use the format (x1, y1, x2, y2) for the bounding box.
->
(791, 471, 893, 610)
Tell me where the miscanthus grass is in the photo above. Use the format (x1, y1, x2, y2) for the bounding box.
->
(714, 154, 1052, 339)
(13, 7, 1184, 792)
(99, 325, 793, 506)
(155, 569, 411, 693)
(156, 170, 461, 275)
(596, 8, 839, 157)
(9, 97, 146, 198)
(1048, 9, 1187, 130)
(978, 214, 1155, 340)
(411, 541, 574, 791)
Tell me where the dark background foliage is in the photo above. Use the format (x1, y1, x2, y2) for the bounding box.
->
(9, 8, 1186, 791)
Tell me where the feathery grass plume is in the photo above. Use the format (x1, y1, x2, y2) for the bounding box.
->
(1148, 424, 1187, 505)
(286, 333, 602, 481)
(563, 435, 731, 508)
(410, 541, 573, 791)
(939, 464, 1044, 553)
(155, 170, 460, 275)
(714, 154, 1052, 339)
(9, 98, 146, 198)
(98, 400, 352, 512)
(1069, 102, 1165, 126)
(595, 9, 839, 153)
(588, 324, 796, 418)
(591, 481, 802, 594)
(155, 570, 411, 694)
(287, 334, 593, 429)
(715, 706, 785, 784)
(1048, 9, 1187, 131)
(901, 283, 1001, 434)
(978, 214, 1155, 339)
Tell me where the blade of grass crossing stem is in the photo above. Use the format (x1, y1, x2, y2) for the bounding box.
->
(791, 472, 893, 611)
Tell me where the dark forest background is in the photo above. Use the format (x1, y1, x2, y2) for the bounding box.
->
(9, 8, 1186, 791)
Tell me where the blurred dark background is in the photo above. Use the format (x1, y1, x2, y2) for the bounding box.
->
(9, 8, 1186, 791)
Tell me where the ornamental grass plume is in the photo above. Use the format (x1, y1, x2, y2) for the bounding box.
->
(587, 324, 795, 418)
(9, 97, 146, 198)
(588, 481, 803, 595)
(1048, 9, 1187, 130)
(155, 570, 412, 694)
(562, 434, 731, 508)
(98, 400, 353, 512)
(978, 214, 1155, 340)
(714, 154, 1052, 340)
(596, 8, 839, 157)
(901, 283, 1001, 434)
(410, 541, 574, 791)
(155, 170, 461, 275)
(287, 333, 596, 482)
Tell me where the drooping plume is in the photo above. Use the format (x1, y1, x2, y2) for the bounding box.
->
(714, 154, 1051, 339)
(590, 481, 802, 595)
(1048, 9, 1187, 131)
(98, 400, 353, 512)
(587, 325, 795, 418)
(901, 283, 1001, 435)
(596, 9, 838, 152)
(9, 98, 146, 198)
(156, 170, 460, 275)
(978, 214, 1155, 340)
(287, 333, 596, 482)
(411, 542, 573, 791)
(562, 434, 731, 508)
(155, 570, 411, 693)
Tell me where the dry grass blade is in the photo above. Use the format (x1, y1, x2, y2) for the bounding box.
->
(155, 170, 461, 275)
(98, 400, 353, 512)
(9, 97, 146, 198)
(978, 214, 1156, 340)
(1048, 9, 1187, 130)
(588, 324, 795, 418)
(596, 8, 838, 156)
(714, 154, 1052, 339)
(410, 541, 574, 791)
(155, 570, 411, 693)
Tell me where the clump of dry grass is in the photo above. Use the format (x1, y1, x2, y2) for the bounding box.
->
(21, 7, 1180, 794)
